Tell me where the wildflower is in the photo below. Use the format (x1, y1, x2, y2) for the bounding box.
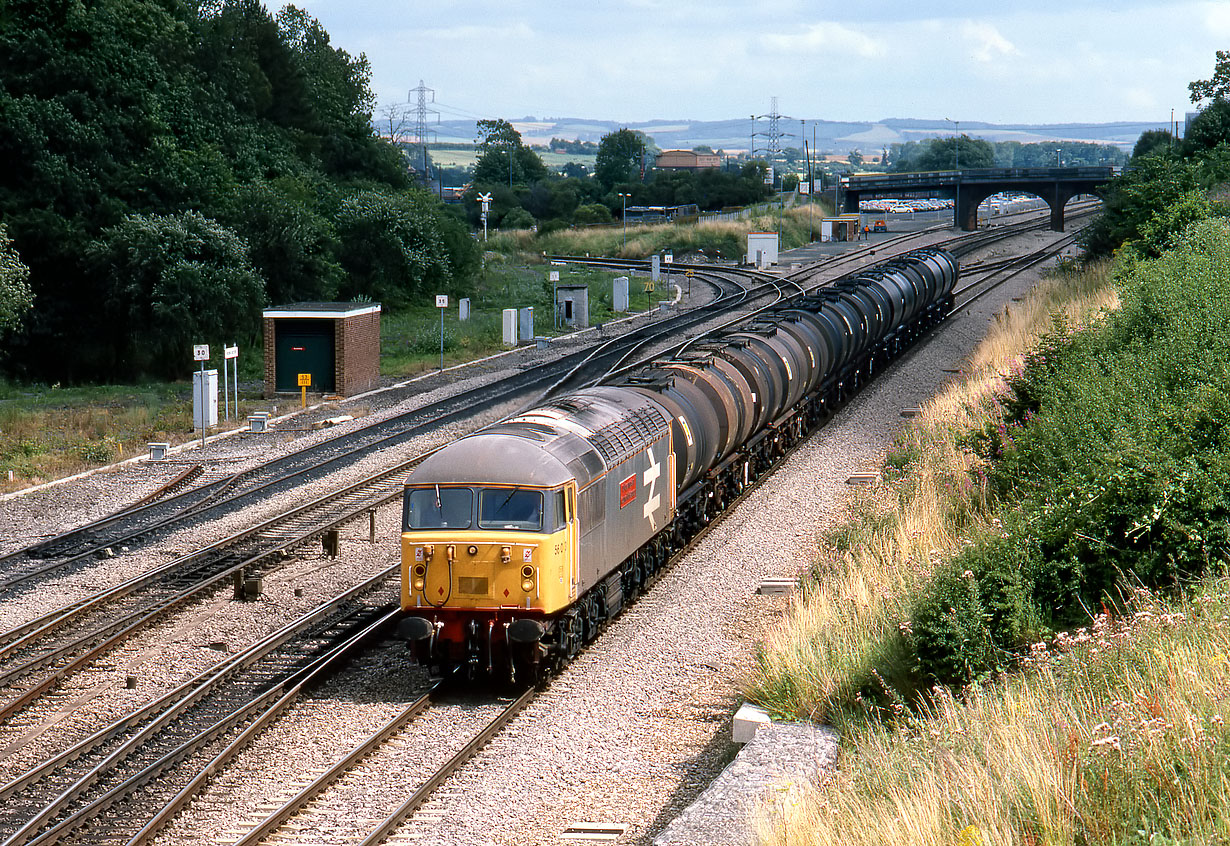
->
(1091, 735, 1121, 751)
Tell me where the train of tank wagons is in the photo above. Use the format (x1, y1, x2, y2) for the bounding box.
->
(398, 247, 959, 682)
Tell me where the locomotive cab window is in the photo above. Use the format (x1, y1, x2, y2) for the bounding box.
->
(405, 487, 473, 530)
(478, 488, 543, 531)
(552, 489, 568, 532)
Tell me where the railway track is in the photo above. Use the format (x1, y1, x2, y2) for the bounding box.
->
(0, 268, 763, 596)
(0, 271, 752, 595)
(0, 576, 403, 846)
(0, 204, 1099, 844)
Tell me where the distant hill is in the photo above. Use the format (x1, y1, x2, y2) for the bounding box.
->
(427, 115, 1166, 154)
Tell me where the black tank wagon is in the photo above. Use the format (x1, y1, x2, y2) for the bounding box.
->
(399, 248, 958, 681)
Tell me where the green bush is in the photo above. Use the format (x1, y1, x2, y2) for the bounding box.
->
(911, 562, 1001, 685)
(911, 217, 1230, 685)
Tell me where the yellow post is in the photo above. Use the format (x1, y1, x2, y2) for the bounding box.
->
(298, 373, 311, 408)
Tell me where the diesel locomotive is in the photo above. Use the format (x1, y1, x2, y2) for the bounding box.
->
(398, 248, 959, 681)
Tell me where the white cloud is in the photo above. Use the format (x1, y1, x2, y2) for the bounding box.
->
(959, 21, 1020, 63)
(1201, 1, 1230, 36)
(759, 22, 886, 59)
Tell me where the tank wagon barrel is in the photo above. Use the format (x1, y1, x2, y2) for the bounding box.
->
(397, 248, 958, 683)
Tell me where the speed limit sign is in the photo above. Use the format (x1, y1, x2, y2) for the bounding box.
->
(193, 344, 209, 361)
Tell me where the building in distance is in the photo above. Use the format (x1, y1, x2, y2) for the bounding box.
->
(655, 149, 722, 171)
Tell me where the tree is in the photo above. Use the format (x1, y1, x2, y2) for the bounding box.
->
(847, 149, 864, 167)
(1189, 49, 1230, 104)
(1131, 129, 1175, 161)
(0, 224, 33, 335)
(334, 189, 477, 308)
(574, 203, 613, 225)
(1078, 155, 1199, 257)
(89, 212, 266, 378)
(501, 207, 535, 230)
(1182, 99, 1230, 156)
(0, 0, 417, 380)
(473, 118, 546, 187)
(595, 128, 647, 190)
(218, 177, 343, 305)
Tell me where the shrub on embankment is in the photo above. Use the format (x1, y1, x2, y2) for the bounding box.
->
(747, 215, 1230, 844)
(742, 212, 1230, 846)
(916, 218, 1230, 686)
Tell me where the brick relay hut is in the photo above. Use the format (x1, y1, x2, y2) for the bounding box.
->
(262, 302, 381, 398)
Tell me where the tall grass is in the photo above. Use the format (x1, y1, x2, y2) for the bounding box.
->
(488, 201, 832, 261)
(757, 581, 1230, 845)
(0, 382, 207, 490)
(747, 259, 1121, 722)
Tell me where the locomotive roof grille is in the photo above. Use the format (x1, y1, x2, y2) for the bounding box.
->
(588, 405, 668, 465)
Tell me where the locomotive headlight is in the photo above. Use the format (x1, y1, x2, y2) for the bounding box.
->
(521, 564, 535, 593)
(468, 545, 478, 556)
(413, 577, 425, 591)
(411, 563, 426, 592)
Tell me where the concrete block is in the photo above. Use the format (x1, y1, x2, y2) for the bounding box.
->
(846, 473, 880, 485)
(613, 277, 629, 312)
(757, 578, 796, 596)
(733, 702, 772, 744)
(502, 308, 518, 347)
(148, 443, 169, 461)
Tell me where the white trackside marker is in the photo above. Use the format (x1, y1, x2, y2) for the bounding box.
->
(643, 448, 661, 530)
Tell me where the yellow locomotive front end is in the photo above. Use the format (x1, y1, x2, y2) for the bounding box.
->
(401, 482, 578, 617)
(397, 426, 586, 681)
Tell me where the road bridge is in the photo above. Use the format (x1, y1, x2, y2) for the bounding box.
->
(841, 167, 1119, 232)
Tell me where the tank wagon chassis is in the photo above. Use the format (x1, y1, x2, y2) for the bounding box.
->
(398, 249, 959, 685)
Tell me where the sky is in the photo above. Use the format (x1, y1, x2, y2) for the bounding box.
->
(289, 0, 1230, 129)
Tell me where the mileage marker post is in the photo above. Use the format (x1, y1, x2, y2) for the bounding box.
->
(193, 344, 209, 450)
(298, 372, 311, 409)
(436, 294, 448, 371)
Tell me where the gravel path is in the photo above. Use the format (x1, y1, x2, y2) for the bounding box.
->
(0, 224, 1074, 846)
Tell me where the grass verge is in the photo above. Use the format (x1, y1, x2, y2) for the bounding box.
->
(748, 258, 1121, 723)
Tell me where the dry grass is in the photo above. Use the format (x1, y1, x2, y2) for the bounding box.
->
(0, 384, 265, 494)
(757, 583, 1230, 845)
(747, 259, 1121, 722)
(489, 201, 831, 262)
